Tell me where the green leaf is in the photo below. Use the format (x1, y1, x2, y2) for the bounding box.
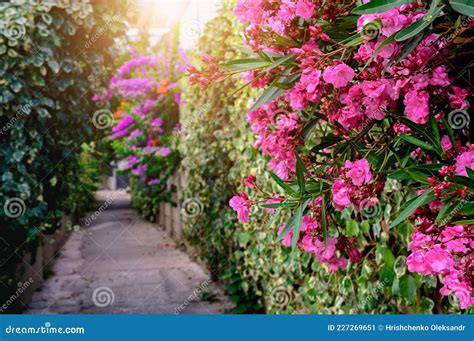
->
(345, 219, 359, 237)
(460, 202, 474, 215)
(248, 86, 285, 113)
(450, 0, 474, 16)
(379, 266, 396, 286)
(260, 201, 297, 209)
(398, 134, 437, 153)
(263, 54, 296, 73)
(395, 5, 444, 42)
(394, 115, 438, 146)
(352, 0, 415, 14)
(399, 274, 417, 303)
(295, 153, 307, 195)
(220, 58, 270, 71)
(435, 201, 458, 225)
(454, 175, 474, 191)
(270, 171, 296, 195)
(321, 194, 328, 247)
(291, 199, 311, 251)
(390, 189, 435, 228)
(376, 245, 395, 268)
(276, 213, 296, 242)
(429, 115, 441, 147)
(394, 255, 407, 278)
(466, 167, 474, 180)
(441, 115, 459, 153)
(451, 218, 474, 225)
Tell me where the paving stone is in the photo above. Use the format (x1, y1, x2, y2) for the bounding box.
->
(27, 190, 230, 314)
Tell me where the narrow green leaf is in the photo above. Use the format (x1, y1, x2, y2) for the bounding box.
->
(263, 54, 296, 73)
(321, 194, 328, 248)
(466, 167, 474, 180)
(429, 115, 441, 148)
(395, 6, 443, 42)
(295, 153, 308, 194)
(260, 202, 297, 209)
(451, 219, 474, 225)
(248, 86, 285, 113)
(352, 0, 414, 14)
(276, 214, 295, 242)
(291, 199, 311, 250)
(390, 189, 435, 228)
(270, 171, 296, 195)
(454, 175, 474, 191)
(450, 0, 474, 17)
(398, 134, 437, 153)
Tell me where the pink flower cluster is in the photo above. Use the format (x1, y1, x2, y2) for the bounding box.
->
(278, 214, 350, 271)
(332, 159, 378, 211)
(247, 102, 302, 180)
(407, 224, 473, 309)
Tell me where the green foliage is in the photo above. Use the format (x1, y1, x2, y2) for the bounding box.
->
(0, 0, 127, 303)
(180, 1, 469, 314)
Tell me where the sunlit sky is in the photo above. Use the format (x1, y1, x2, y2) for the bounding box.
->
(133, 0, 219, 49)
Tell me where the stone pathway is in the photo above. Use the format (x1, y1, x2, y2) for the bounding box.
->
(28, 190, 228, 314)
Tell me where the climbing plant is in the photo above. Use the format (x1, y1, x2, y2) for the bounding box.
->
(0, 0, 127, 305)
(188, 0, 473, 312)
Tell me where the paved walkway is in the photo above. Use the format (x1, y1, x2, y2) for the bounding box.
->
(28, 190, 228, 314)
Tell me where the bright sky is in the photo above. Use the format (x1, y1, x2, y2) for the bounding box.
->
(133, 0, 220, 49)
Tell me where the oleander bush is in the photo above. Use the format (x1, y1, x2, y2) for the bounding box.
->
(0, 0, 127, 308)
(185, 0, 473, 313)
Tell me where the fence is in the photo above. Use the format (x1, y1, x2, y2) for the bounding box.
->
(156, 171, 186, 240)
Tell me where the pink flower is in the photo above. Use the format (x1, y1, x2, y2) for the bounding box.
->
(344, 159, 373, 186)
(407, 251, 427, 273)
(424, 246, 452, 273)
(157, 147, 172, 156)
(229, 192, 252, 223)
(322, 63, 355, 88)
(243, 175, 257, 189)
(332, 179, 351, 211)
(441, 135, 453, 152)
(430, 65, 450, 87)
(296, 0, 315, 19)
(455, 150, 474, 176)
(404, 90, 429, 124)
